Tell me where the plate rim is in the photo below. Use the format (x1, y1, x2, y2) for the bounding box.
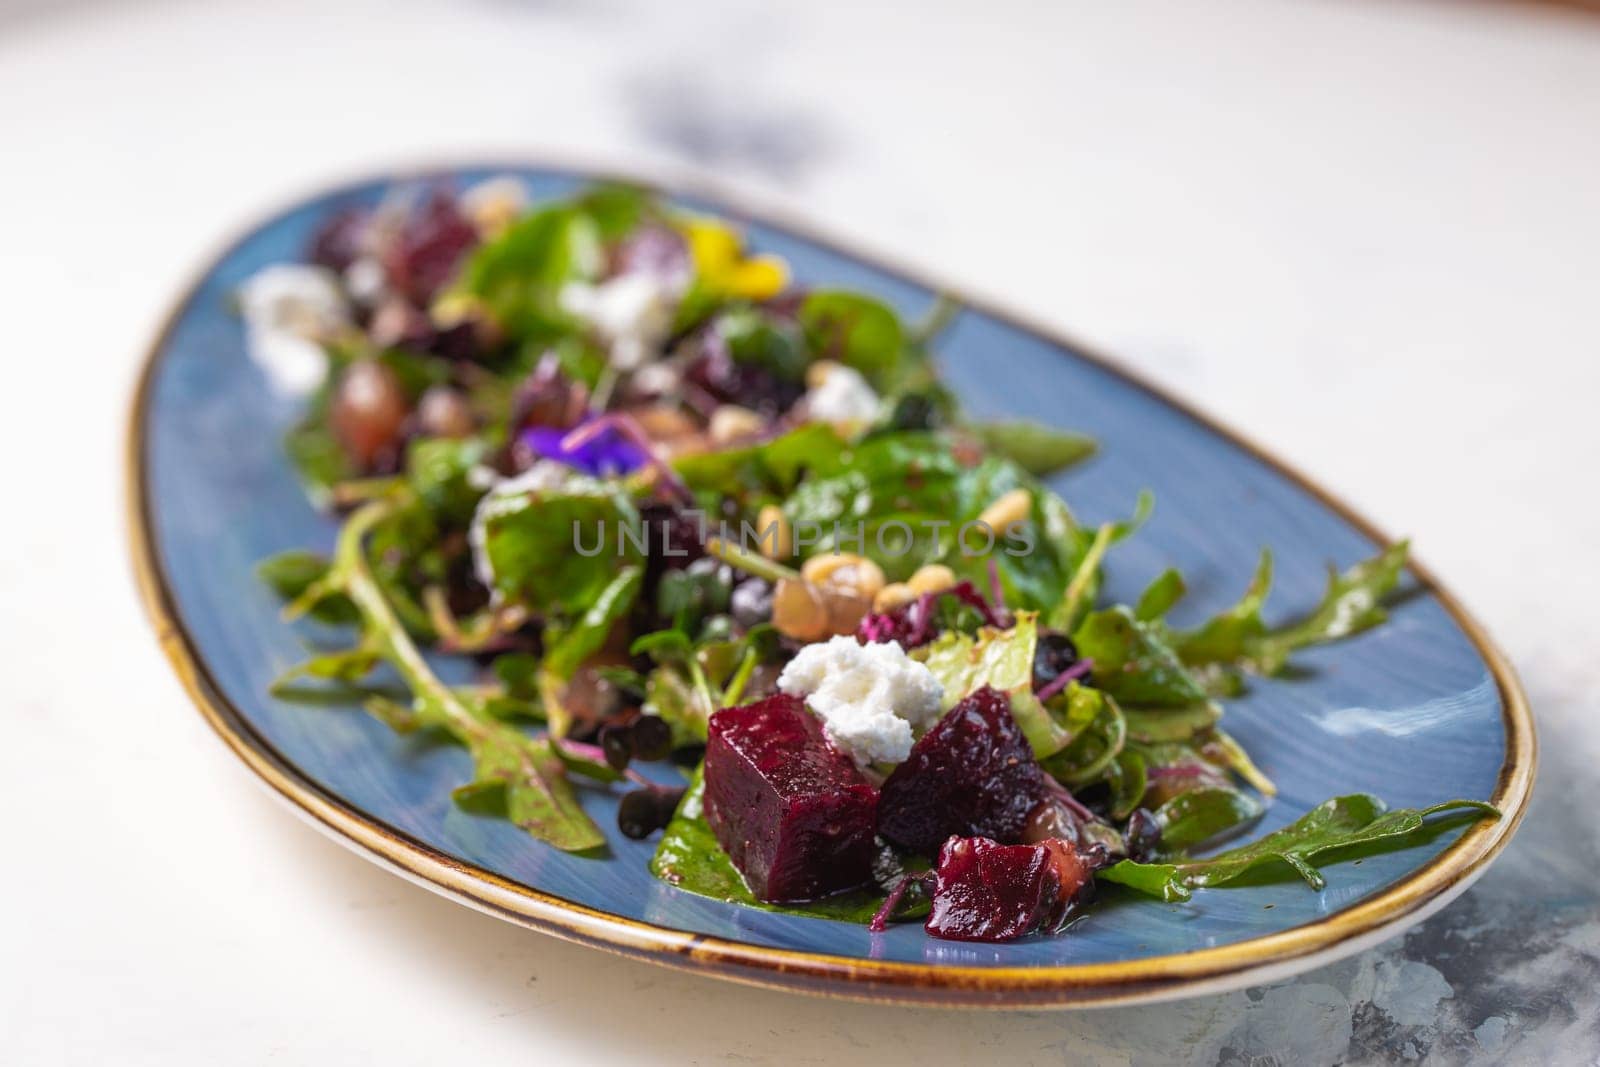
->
(125, 155, 1536, 1008)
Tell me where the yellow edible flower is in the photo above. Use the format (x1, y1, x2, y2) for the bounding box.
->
(680, 216, 789, 301)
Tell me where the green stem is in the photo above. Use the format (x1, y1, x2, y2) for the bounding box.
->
(334, 499, 490, 744)
(1059, 522, 1116, 629)
(721, 647, 759, 709)
(704, 535, 801, 584)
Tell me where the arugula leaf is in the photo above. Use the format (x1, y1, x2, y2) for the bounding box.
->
(1249, 542, 1410, 673)
(284, 497, 604, 851)
(1170, 550, 1274, 668)
(1150, 543, 1410, 684)
(258, 550, 358, 624)
(1101, 795, 1498, 901)
(968, 421, 1096, 478)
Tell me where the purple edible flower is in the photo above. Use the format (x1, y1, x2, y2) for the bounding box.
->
(520, 418, 647, 479)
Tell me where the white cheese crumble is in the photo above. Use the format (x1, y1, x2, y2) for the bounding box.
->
(236, 264, 349, 395)
(342, 256, 388, 307)
(558, 272, 683, 370)
(466, 460, 574, 591)
(777, 635, 944, 766)
(805, 364, 880, 424)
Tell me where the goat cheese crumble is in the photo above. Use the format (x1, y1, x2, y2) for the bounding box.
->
(805, 364, 881, 424)
(559, 272, 684, 370)
(777, 635, 944, 765)
(236, 264, 349, 395)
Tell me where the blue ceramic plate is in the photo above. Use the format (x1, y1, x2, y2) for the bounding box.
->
(129, 163, 1533, 1007)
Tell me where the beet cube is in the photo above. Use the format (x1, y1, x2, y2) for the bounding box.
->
(703, 693, 880, 902)
(877, 685, 1046, 854)
(924, 836, 1095, 942)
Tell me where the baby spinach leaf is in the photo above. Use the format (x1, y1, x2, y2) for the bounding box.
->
(1122, 702, 1222, 743)
(719, 306, 809, 382)
(405, 437, 489, 524)
(1101, 795, 1498, 901)
(1151, 787, 1264, 853)
(543, 565, 644, 679)
(284, 396, 355, 508)
(798, 290, 905, 387)
(1104, 749, 1148, 820)
(461, 204, 601, 340)
(1072, 606, 1210, 709)
(673, 422, 845, 502)
(779, 431, 1099, 608)
(969, 421, 1096, 478)
(574, 181, 656, 240)
(478, 476, 642, 616)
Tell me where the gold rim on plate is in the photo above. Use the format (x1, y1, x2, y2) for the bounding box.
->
(125, 157, 1536, 1008)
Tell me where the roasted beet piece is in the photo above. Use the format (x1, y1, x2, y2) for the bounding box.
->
(924, 836, 1095, 942)
(877, 685, 1045, 854)
(308, 207, 369, 273)
(703, 694, 880, 902)
(385, 190, 478, 304)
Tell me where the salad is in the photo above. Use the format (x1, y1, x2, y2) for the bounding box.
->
(251, 177, 1496, 943)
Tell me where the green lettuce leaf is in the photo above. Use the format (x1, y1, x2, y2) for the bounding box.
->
(915, 611, 1071, 757)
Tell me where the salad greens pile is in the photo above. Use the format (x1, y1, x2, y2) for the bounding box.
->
(250, 176, 1495, 936)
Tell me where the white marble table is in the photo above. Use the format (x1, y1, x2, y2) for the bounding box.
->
(3, 0, 1597, 1062)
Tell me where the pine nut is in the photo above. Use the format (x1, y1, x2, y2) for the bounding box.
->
(977, 488, 1033, 535)
(907, 563, 957, 597)
(756, 505, 792, 560)
(873, 582, 916, 613)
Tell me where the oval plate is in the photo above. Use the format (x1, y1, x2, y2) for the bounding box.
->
(129, 162, 1533, 1008)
